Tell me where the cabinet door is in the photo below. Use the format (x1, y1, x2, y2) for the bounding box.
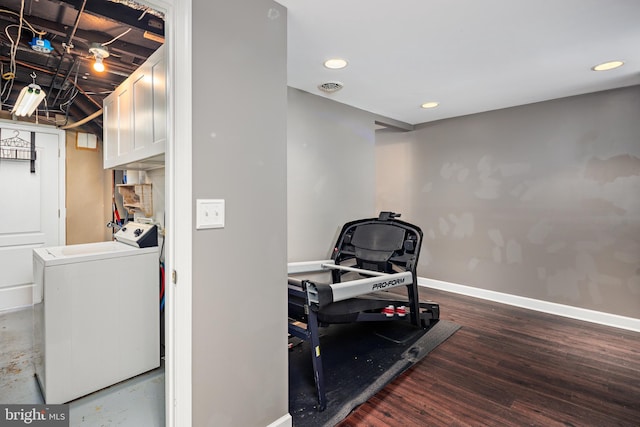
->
(151, 49, 166, 149)
(103, 93, 118, 167)
(116, 82, 133, 158)
(103, 45, 165, 169)
(132, 63, 153, 153)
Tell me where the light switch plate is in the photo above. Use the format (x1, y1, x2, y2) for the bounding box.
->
(196, 199, 225, 229)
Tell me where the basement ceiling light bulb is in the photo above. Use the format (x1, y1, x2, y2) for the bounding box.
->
(591, 60, 624, 71)
(324, 58, 348, 69)
(93, 56, 105, 72)
(89, 43, 109, 73)
(421, 101, 439, 109)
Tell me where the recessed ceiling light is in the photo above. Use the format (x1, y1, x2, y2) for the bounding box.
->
(421, 101, 439, 109)
(591, 60, 624, 71)
(324, 58, 348, 69)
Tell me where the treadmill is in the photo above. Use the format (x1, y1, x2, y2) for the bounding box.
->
(288, 211, 440, 410)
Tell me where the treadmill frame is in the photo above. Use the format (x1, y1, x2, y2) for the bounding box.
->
(288, 212, 440, 411)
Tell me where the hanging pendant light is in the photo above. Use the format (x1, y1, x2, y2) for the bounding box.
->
(89, 43, 109, 73)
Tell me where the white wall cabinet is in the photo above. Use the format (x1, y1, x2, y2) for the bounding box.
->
(104, 45, 166, 170)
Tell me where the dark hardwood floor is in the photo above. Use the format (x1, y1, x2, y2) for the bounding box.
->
(337, 288, 640, 427)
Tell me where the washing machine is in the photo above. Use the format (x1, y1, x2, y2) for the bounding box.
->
(33, 222, 160, 404)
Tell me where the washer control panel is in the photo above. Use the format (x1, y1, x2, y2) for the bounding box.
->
(114, 222, 158, 248)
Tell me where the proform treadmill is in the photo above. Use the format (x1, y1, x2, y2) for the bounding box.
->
(288, 212, 440, 410)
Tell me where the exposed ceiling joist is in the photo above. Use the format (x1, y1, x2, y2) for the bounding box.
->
(54, 0, 164, 38)
(0, 0, 164, 135)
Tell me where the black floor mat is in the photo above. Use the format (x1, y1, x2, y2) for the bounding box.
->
(289, 319, 461, 427)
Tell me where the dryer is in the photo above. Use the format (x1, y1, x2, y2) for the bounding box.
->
(33, 222, 160, 404)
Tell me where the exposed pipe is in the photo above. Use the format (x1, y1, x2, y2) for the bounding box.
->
(51, 57, 78, 108)
(66, 0, 87, 46)
(47, 0, 87, 105)
(59, 108, 103, 130)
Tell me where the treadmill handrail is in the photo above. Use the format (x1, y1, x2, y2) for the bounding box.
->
(288, 259, 335, 274)
(289, 260, 393, 277)
(306, 270, 412, 307)
(318, 263, 389, 277)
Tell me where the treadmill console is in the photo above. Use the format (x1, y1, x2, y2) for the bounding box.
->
(114, 222, 158, 248)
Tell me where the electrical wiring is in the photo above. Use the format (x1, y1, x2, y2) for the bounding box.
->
(0, 1, 49, 107)
(0, 55, 82, 124)
(56, 62, 81, 126)
(0, 1, 24, 106)
(59, 70, 81, 105)
(4, 23, 37, 42)
(83, 90, 115, 96)
(33, 96, 49, 124)
(0, 63, 10, 103)
(100, 28, 131, 46)
(0, 56, 103, 111)
(59, 89, 79, 110)
(0, 8, 46, 37)
(2, 19, 52, 114)
(0, 3, 156, 124)
(160, 261, 165, 311)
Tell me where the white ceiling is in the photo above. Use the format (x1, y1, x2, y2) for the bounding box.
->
(276, 0, 640, 126)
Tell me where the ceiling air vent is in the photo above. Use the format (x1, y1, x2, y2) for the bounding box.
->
(318, 81, 343, 93)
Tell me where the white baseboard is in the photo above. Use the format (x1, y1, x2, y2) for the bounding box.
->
(419, 277, 640, 333)
(0, 284, 33, 312)
(266, 413, 292, 427)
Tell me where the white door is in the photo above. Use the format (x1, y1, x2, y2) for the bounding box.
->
(0, 123, 65, 310)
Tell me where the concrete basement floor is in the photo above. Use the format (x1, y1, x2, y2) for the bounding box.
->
(0, 305, 165, 426)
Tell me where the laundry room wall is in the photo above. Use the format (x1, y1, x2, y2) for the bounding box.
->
(65, 130, 112, 244)
(287, 87, 377, 261)
(376, 85, 640, 319)
(65, 132, 165, 247)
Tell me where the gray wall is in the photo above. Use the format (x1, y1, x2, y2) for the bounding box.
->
(192, 1, 288, 426)
(377, 86, 640, 318)
(287, 88, 377, 261)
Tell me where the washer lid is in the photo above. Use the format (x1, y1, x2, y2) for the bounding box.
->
(33, 241, 158, 266)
